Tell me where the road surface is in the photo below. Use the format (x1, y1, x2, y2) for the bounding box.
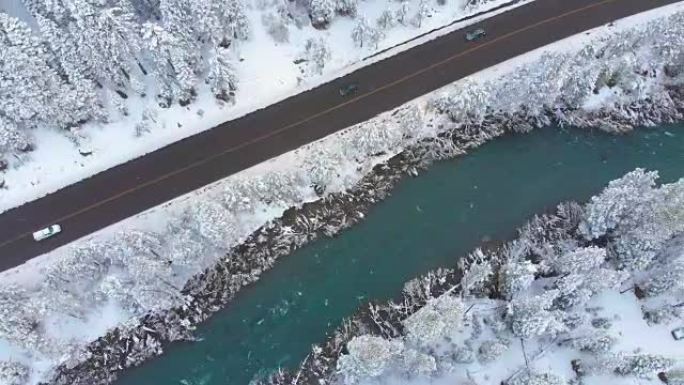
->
(0, 0, 679, 269)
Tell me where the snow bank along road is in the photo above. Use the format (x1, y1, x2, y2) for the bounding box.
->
(0, 0, 679, 269)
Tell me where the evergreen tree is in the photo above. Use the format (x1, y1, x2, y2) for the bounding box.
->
(351, 17, 382, 48)
(206, 47, 238, 102)
(507, 290, 566, 338)
(64, 0, 143, 90)
(0, 12, 92, 133)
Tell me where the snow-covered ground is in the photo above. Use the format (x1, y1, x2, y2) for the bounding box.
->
(0, 0, 527, 213)
(1, 2, 684, 384)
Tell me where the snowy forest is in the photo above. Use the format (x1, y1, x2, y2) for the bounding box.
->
(0, 3, 683, 385)
(264, 169, 684, 385)
(0, 0, 246, 151)
(0, 0, 488, 167)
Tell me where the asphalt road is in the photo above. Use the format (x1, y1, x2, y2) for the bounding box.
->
(0, 0, 679, 269)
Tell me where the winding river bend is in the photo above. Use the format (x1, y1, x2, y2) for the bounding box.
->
(116, 124, 684, 385)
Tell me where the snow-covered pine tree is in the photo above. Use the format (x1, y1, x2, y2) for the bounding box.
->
(581, 169, 684, 271)
(410, 0, 430, 28)
(140, 20, 194, 106)
(200, 0, 250, 45)
(403, 294, 464, 346)
(351, 17, 382, 48)
(497, 260, 536, 299)
(156, 0, 201, 104)
(548, 246, 606, 275)
(507, 290, 566, 338)
(335, 0, 357, 17)
(32, 12, 99, 97)
(206, 47, 237, 102)
(376, 9, 394, 30)
(64, 0, 143, 91)
(395, 1, 410, 26)
(299, 37, 331, 76)
(0, 12, 93, 135)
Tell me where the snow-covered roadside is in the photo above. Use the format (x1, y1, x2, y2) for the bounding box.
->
(268, 169, 684, 385)
(1, 3, 684, 385)
(0, 0, 528, 213)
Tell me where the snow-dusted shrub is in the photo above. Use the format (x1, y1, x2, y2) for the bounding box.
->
(614, 354, 675, 378)
(643, 305, 683, 325)
(568, 333, 617, 354)
(460, 253, 494, 296)
(401, 348, 437, 377)
(220, 170, 308, 214)
(0, 361, 29, 385)
(451, 344, 475, 363)
(507, 291, 566, 339)
(163, 225, 212, 268)
(403, 294, 464, 346)
(548, 246, 606, 275)
(590, 317, 612, 330)
(432, 79, 491, 125)
(508, 371, 566, 385)
(189, 200, 237, 247)
(135, 108, 159, 137)
(477, 338, 510, 363)
(554, 268, 627, 309)
(498, 260, 536, 299)
(336, 336, 404, 384)
(560, 311, 588, 331)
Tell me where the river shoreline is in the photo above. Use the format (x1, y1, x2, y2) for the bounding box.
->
(259, 168, 684, 385)
(46, 75, 684, 385)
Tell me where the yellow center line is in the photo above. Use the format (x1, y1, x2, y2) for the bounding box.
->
(0, 0, 618, 250)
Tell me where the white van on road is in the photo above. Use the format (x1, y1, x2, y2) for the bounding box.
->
(32, 224, 62, 241)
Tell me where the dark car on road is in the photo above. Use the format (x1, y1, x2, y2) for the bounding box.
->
(465, 28, 486, 42)
(339, 83, 359, 97)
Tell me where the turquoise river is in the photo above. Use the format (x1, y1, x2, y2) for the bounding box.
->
(116, 124, 684, 385)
